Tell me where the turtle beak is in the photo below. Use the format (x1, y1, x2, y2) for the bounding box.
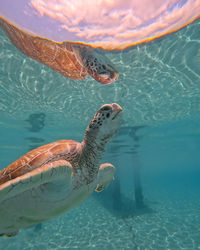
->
(96, 70, 119, 85)
(111, 103, 123, 120)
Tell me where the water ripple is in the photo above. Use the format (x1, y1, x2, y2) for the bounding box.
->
(0, 20, 200, 127)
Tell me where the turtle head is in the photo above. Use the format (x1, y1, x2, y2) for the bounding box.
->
(80, 48, 119, 84)
(87, 103, 123, 143)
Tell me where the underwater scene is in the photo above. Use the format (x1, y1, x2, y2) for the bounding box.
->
(0, 1, 200, 249)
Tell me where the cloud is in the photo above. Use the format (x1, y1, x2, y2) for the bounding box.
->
(30, 0, 200, 49)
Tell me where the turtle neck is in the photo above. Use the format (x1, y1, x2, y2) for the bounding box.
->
(76, 129, 108, 184)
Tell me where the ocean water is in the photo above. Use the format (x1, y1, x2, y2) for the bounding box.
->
(0, 18, 200, 249)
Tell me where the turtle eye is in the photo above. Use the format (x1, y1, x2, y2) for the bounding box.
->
(100, 106, 111, 111)
(99, 71, 107, 75)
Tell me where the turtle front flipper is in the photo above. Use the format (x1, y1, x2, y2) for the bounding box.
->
(0, 160, 73, 202)
(95, 163, 115, 192)
(79, 48, 119, 85)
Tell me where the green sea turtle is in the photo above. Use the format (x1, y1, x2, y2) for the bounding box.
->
(0, 17, 118, 84)
(0, 103, 122, 237)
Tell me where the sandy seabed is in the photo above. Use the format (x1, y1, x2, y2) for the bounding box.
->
(0, 186, 200, 250)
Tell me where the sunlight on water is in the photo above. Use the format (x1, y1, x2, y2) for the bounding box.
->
(0, 2, 200, 250)
(0, 20, 200, 128)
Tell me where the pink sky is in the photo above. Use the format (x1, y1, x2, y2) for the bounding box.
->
(0, 0, 199, 49)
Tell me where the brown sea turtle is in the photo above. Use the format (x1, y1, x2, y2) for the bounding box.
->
(0, 103, 122, 237)
(0, 17, 119, 84)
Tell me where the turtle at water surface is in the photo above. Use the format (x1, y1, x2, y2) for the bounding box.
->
(0, 17, 118, 84)
(0, 103, 123, 237)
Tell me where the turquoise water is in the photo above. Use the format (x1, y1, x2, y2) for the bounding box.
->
(0, 19, 200, 249)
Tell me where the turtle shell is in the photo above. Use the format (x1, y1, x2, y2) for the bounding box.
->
(0, 140, 79, 185)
